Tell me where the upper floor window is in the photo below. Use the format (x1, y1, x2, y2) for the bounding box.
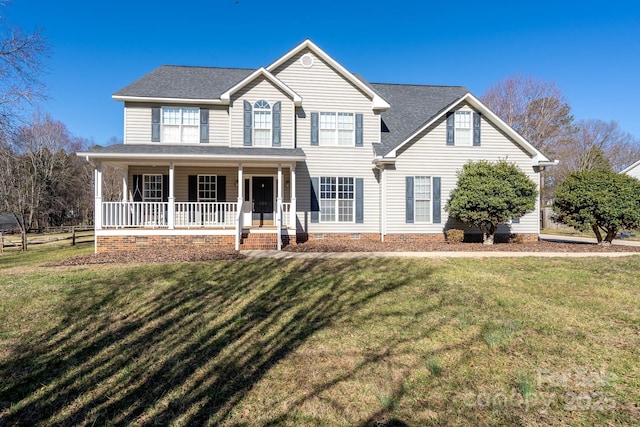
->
(253, 100, 272, 147)
(454, 111, 472, 146)
(446, 110, 481, 146)
(143, 174, 163, 202)
(162, 107, 199, 143)
(320, 112, 354, 146)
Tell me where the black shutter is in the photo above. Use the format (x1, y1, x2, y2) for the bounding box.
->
(272, 101, 281, 147)
(151, 107, 161, 142)
(446, 112, 454, 146)
(512, 217, 520, 224)
(432, 177, 441, 224)
(162, 175, 169, 202)
(200, 108, 209, 143)
(243, 100, 252, 146)
(355, 113, 363, 147)
(217, 176, 226, 202)
(188, 175, 197, 202)
(310, 177, 320, 223)
(310, 112, 319, 146)
(473, 112, 481, 146)
(355, 178, 363, 223)
(406, 176, 414, 223)
(133, 175, 143, 202)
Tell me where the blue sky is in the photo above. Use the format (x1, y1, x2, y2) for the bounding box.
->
(6, 0, 640, 145)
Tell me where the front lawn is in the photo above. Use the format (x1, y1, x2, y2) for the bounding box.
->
(0, 250, 638, 425)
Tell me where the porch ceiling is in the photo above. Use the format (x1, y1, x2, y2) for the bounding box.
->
(78, 144, 306, 168)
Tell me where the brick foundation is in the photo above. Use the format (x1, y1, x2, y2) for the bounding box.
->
(296, 233, 381, 243)
(97, 234, 235, 253)
(384, 233, 446, 243)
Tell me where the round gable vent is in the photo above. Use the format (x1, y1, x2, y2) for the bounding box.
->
(300, 53, 314, 68)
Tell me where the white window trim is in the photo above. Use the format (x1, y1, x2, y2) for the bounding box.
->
(253, 100, 272, 147)
(414, 176, 432, 224)
(143, 174, 163, 202)
(454, 111, 472, 146)
(319, 176, 355, 223)
(161, 106, 200, 143)
(319, 112, 355, 146)
(197, 174, 217, 202)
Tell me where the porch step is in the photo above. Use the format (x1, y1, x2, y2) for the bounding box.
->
(240, 231, 278, 250)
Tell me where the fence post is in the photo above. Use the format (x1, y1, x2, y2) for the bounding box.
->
(72, 226, 76, 246)
(0, 232, 3, 253)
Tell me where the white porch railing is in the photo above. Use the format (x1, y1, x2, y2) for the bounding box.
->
(103, 202, 169, 228)
(282, 203, 291, 228)
(101, 202, 237, 228)
(174, 202, 237, 228)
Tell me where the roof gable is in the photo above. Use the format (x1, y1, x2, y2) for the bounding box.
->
(375, 89, 553, 166)
(267, 39, 390, 110)
(220, 67, 302, 105)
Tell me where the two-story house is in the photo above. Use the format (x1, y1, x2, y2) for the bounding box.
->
(78, 39, 555, 252)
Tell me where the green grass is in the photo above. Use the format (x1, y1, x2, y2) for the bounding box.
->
(0, 249, 639, 425)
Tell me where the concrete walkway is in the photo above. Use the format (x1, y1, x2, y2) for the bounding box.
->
(540, 233, 640, 247)
(242, 234, 640, 259)
(242, 250, 639, 259)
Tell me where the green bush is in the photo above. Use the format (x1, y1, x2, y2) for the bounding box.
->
(553, 170, 640, 244)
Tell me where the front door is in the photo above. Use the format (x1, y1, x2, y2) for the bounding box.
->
(252, 177, 274, 226)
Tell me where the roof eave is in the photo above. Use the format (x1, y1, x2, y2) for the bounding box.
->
(113, 95, 226, 105)
(77, 151, 306, 163)
(621, 159, 640, 174)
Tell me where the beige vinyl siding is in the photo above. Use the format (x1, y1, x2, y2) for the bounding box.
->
(124, 103, 152, 144)
(296, 154, 380, 233)
(272, 48, 379, 149)
(385, 103, 541, 236)
(209, 106, 229, 145)
(272, 48, 381, 233)
(229, 77, 295, 148)
(124, 103, 229, 145)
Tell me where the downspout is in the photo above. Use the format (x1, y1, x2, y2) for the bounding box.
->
(374, 162, 386, 242)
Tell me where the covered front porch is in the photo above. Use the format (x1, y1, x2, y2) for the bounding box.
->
(80, 145, 305, 251)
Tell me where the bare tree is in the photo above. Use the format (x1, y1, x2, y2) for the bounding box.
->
(481, 74, 575, 155)
(0, 145, 31, 249)
(0, 1, 49, 136)
(554, 119, 640, 181)
(482, 75, 579, 204)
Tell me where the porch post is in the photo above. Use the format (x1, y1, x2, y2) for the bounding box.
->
(168, 162, 175, 230)
(236, 164, 243, 251)
(94, 162, 103, 241)
(290, 163, 297, 231)
(277, 164, 283, 251)
(380, 166, 386, 242)
(121, 168, 128, 202)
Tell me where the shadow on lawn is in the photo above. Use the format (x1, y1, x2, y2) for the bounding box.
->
(0, 258, 420, 425)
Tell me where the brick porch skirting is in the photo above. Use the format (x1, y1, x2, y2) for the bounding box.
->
(97, 235, 235, 253)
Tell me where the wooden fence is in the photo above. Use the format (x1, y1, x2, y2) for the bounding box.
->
(0, 227, 95, 252)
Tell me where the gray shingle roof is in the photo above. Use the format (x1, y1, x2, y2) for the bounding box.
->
(112, 65, 470, 158)
(370, 83, 469, 156)
(81, 144, 305, 159)
(113, 66, 255, 99)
